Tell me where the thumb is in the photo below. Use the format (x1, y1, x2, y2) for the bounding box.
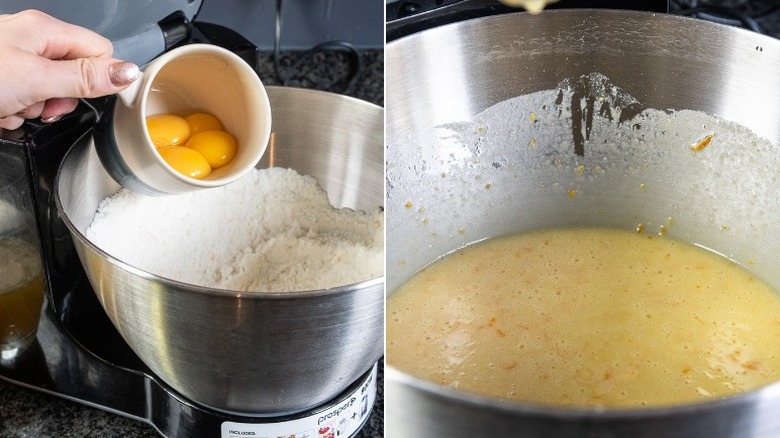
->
(39, 57, 140, 100)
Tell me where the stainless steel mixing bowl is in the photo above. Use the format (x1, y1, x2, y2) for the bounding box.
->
(386, 9, 780, 438)
(56, 86, 384, 415)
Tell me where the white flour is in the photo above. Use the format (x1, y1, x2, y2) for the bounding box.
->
(86, 167, 384, 292)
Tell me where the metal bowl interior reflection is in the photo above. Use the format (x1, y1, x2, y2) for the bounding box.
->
(56, 86, 384, 415)
(386, 9, 780, 438)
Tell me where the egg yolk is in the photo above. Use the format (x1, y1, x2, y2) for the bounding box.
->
(146, 114, 191, 147)
(186, 113, 225, 136)
(158, 146, 212, 179)
(185, 131, 238, 169)
(148, 111, 239, 179)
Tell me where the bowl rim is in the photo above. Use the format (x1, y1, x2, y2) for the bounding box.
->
(386, 364, 780, 420)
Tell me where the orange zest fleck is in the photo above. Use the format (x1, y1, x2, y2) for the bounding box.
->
(690, 134, 713, 151)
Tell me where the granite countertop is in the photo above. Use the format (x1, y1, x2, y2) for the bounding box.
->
(0, 366, 383, 438)
(0, 49, 383, 438)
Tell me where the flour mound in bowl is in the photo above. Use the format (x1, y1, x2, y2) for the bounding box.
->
(86, 167, 384, 292)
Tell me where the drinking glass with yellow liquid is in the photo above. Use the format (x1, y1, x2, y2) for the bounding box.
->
(0, 148, 45, 355)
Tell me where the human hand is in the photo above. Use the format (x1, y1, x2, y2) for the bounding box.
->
(0, 9, 140, 130)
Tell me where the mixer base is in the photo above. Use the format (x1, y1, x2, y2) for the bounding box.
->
(0, 287, 378, 438)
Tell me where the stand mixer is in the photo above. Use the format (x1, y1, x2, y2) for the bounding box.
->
(0, 3, 383, 437)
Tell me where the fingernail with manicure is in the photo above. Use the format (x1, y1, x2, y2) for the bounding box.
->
(109, 61, 140, 87)
(42, 114, 63, 123)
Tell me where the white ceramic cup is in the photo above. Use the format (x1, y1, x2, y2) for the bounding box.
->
(98, 44, 272, 195)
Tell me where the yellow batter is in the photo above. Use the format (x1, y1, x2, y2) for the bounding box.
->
(0, 238, 44, 347)
(387, 228, 780, 408)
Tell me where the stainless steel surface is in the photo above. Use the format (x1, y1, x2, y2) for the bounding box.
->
(386, 9, 780, 438)
(55, 86, 384, 415)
